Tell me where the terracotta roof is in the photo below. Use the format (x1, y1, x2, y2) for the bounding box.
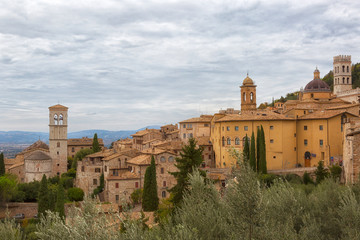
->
(143, 139, 162, 144)
(196, 136, 212, 146)
(216, 112, 292, 122)
(242, 75, 255, 86)
(326, 103, 359, 110)
(179, 115, 213, 123)
(298, 110, 358, 120)
(141, 148, 175, 155)
(107, 171, 140, 180)
(25, 150, 51, 161)
(102, 149, 140, 161)
(9, 162, 24, 170)
(131, 129, 160, 137)
(126, 155, 151, 166)
(87, 149, 114, 158)
(22, 140, 49, 153)
(68, 137, 104, 146)
(49, 104, 68, 110)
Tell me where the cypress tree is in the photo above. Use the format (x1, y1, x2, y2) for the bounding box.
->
(256, 127, 261, 173)
(249, 132, 256, 171)
(55, 183, 65, 218)
(142, 156, 159, 211)
(38, 174, 49, 216)
(0, 153, 5, 176)
(259, 125, 267, 174)
(92, 133, 101, 153)
(243, 134, 250, 164)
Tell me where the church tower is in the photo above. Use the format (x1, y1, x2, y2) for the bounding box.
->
(49, 104, 68, 176)
(333, 55, 352, 95)
(240, 74, 257, 112)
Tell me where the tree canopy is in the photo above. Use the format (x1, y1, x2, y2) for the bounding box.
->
(142, 156, 159, 211)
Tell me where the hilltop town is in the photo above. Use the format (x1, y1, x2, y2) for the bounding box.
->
(2, 55, 360, 206)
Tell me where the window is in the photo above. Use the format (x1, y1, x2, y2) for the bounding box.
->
(304, 111, 306, 114)
(183, 124, 186, 128)
(347, 66, 349, 72)
(168, 156, 174, 162)
(160, 156, 166, 163)
(105, 166, 107, 172)
(183, 133, 186, 139)
(235, 138, 240, 145)
(163, 181, 166, 187)
(270, 139, 274, 143)
(95, 168, 101, 173)
(189, 133, 193, 138)
(204, 124, 209, 127)
(250, 92, 254, 102)
(235, 126, 239, 131)
(273, 156, 276, 159)
(113, 169, 119, 176)
(294, 147, 296, 151)
(57, 151, 59, 155)
(226, 126, 230, 131)
(162, 191, 166, 198)
(208, 147, 211, 151)
(343, 65, 345, 72)
(244, 126, 248, 131)
(304, 139, 308, 146)
(115, 195, 119, 203)
(57, 142, 60, 147)
(227, 138, 231, 145)
(222, 137, 225, 146)
(319, 125, 323, 130)
(294, 133, 296, 137)
(161, 168, 164, 174)
(135, 182, 139, 188)
(270, 126, 274, 130)
(320, 139, 323, 146)
(81, 166, 84, 172)
(72, 147, 75, 152)
(187, 124, 192, 128)
(347, 77, 350, 84)
(115, 183, 119, 188)
(93, 179, 98, 185)
(304, 126, 308, 130)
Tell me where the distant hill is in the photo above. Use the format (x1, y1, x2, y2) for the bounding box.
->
(0, 125, 161, 147)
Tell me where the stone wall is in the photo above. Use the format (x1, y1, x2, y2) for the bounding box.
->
(0, 202, 38, 219)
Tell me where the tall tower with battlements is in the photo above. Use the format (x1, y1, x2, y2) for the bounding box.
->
(333, 55, 352, 95)
(49, 104, 68, 176)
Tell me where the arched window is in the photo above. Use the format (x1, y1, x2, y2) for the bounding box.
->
(242, 136, 250, 146)
(250, 92, 253, 102)
(162, 191, 166, 198)
(227, 138, 231, 145)
(235, 137, 240, 145)
(168, 156, 174, 163)
(57, 142, 60, 147)
(341, 113, 347, 132)
(54, 114, 58, 125)
(222, 137, 225, 146)
(343, 77, 345, 84)
(347, 77, 349, 84)
(343, 65, 345, 72)
(243, 92, 246, 102)
(59, 114, 63, 125)
(160, 156, 166, 163)
(347, 66, 349, 72)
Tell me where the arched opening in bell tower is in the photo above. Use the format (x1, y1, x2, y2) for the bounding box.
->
(54, 114, 58, 125)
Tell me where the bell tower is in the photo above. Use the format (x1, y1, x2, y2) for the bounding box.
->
(240, 74, 257, 112)
(49, 104, 68, 176)
(333, 55, 352, 95)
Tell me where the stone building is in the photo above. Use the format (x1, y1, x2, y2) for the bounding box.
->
(179, 115, 212, 141)
(343, 118, 360, 184)
(113, 138, 133, 152)
(160, 124, 180, 140)
(67, 137, 104, 158)
(210, 71, 359, 169)
(131, 129, 163, 151)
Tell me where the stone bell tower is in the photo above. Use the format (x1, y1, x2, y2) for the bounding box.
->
(49, 104, 68, 176)
(333, 55, 352, 95)
(240, 74, 257, 112)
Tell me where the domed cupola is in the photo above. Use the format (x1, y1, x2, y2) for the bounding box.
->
(302, 68, 331, 100)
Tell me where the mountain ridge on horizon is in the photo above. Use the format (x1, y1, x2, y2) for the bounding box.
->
(0, 125, 162, 146)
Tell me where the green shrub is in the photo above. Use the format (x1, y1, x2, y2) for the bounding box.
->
(284, 174, 303, 184)
(67, 187, 84, 202)
(259, 173, 279, 187)
(60, 177, 74, 189)
(329, 164, 342, 181)
(131, 188, 143, 204)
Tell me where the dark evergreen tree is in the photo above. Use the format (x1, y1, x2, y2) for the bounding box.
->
(243, 134, 250, 164)
(256, 128, 261, 172)
(0, 153, 5, 176)
(315, 161, 329, 184)
(169, 138, 205, 206)
(92, 133, 101, 153)
(38, 174, 49, 216)
(55, 183, 65, 218)
(259, 125, 267, 174)
(250, 132, 256, 171)
(142, 156, 159, 211)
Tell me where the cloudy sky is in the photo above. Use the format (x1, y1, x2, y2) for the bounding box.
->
(1, 0, 360, 132)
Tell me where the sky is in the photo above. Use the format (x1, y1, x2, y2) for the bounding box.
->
(1, 0, 360, 132)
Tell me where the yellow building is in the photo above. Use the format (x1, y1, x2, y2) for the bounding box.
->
(210, 70, 359, 170)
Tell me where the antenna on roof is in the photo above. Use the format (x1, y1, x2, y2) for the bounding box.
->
(247, 70, 249, 76)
